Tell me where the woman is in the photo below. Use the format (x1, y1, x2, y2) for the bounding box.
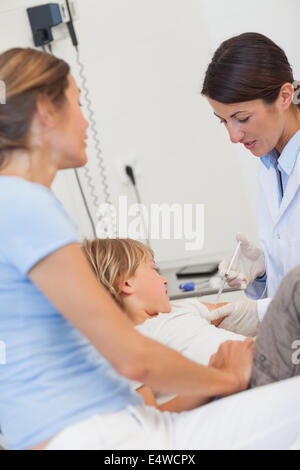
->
(201, 32, 300, 323)
(0, 47, 299, 451)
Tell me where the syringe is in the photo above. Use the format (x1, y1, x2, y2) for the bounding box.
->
(215, 241, 242, 304)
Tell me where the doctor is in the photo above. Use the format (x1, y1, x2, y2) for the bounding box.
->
(201, 32, 300, 323)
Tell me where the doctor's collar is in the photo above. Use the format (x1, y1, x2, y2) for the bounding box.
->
(261, 149, 279, 170)
(261, 129, 300, 174)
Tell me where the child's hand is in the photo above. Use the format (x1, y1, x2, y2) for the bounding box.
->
(202, 302, 228, 326)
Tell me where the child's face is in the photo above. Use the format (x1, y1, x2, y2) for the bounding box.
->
(128, 259, 171, 315)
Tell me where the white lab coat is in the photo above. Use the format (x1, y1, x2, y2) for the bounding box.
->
(246, 137, 300, 320)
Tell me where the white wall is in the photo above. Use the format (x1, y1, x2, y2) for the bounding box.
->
(1, 0, 299, 264)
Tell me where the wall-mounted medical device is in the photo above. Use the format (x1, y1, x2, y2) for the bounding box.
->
(27, 3, 62, 47)
(27, 2, 79, 48)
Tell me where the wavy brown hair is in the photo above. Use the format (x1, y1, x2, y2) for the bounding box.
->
(0, 47, 70, 168)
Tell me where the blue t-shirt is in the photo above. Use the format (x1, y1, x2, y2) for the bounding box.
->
(0, 176, 142, 450)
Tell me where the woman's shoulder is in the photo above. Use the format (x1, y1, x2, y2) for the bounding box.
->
(0, 175, 54, 205)
(0, 175, 76, 230)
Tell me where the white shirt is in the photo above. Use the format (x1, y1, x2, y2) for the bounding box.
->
(246, 129, 300, 320)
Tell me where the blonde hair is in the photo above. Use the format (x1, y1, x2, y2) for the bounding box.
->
(0, 47, 70, 168)
(81, 238, 154, 306)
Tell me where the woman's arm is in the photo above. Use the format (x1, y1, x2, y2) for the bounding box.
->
(28, 243, 253, 399)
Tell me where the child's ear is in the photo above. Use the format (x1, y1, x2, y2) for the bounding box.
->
(119, 279, 135, 296)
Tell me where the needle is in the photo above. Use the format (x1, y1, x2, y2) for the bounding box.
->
(215, 241, 241, 303)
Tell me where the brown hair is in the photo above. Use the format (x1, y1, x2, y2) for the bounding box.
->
(81, 238, 154, 306)
(201, 32, 298, 107)
(0, 47, 70, 168)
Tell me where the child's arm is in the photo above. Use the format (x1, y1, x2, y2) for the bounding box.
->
(137, 336, 254, 412)
(136, 385, 157, 407)
(202, 302, 228, 327)
(136, 385, 210, 411)
(158, 394, 210, 411)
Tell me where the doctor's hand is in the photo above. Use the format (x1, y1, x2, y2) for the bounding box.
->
(208, 337, 254, 393)
(219, 233, 265, 289)
(205, 299, 259, 337)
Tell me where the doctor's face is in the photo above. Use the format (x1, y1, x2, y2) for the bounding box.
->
(207, 97, 285, 157)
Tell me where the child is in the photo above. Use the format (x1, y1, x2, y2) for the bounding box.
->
(81, 238, 247, 411)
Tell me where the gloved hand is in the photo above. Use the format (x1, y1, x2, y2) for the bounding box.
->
(205, 299, 259, 337)
(219, 233, 265, 289)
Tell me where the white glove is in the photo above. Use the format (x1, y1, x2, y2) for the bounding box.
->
(219, 233, 265, 289)
(205, 299, 259, 337)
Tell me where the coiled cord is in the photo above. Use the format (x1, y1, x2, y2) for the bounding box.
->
(75, 47, 112, 207)
(75, 46, 117, 237)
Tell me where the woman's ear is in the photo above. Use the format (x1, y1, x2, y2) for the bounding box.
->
(35, 95, 56, 129)
(279, 82, 295, 111)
